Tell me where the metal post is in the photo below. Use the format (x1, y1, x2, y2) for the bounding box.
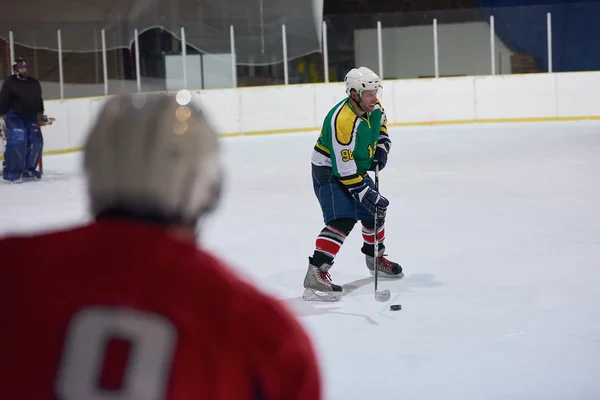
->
(259, 0, 265, 53)
(490, 15, 496, 75)
(57, 29, 64, 99)
(322, 20, 329, 83)
(433, 18, 439, 78)
(9, 31, 14, 70)
(230, 25, 237, 88)
(93, 28, 99, 84)
(547, 12, 553, 73)
(200, 53, 204, 90)
(33, 35, 38, 77)
(181, 26, 187, 89)
(134, 28, 141, 92)
(282, 24, 288, 85)
(377, 21, 383, 79)
(101, 29, 108, 95)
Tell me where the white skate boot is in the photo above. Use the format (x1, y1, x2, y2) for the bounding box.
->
(302, 257, 343, 302)
(365, 249, 404, 278)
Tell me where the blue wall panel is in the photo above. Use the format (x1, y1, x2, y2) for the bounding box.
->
(476, 1, 600, 72)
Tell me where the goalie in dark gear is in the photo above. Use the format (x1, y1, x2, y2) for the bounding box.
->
(0, 57, 45, 182)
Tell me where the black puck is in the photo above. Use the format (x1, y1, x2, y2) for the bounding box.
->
(390, 304, 402, 311)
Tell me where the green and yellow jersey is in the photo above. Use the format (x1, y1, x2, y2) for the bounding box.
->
(311, 97, 389, 189)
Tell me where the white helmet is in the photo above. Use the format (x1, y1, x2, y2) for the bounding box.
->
(344, 66, 382, 97)
(83, 91, 222, 226)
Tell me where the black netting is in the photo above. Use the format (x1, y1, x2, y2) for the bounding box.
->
(0, 0, 323, 65)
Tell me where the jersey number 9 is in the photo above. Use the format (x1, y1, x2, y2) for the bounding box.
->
(55, 307, 177, 400)
(340, 149, 354, 162)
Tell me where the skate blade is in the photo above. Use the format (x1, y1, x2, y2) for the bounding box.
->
(302, 288, 342, 302)
(3, 179, 23, 184)
(369, 270, 405, 279)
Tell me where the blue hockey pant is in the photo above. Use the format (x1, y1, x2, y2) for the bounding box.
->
(311, 164, 375, 224)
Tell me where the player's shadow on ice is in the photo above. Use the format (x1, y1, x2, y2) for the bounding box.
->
(285, 296, 380, 325)
(343, 272, 441, 297)
(284, 273, 441, 325)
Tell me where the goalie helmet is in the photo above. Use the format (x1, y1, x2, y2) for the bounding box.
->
(83, 91, 222, 226)
(13, 57, 28, 78)
(344, 66, 382, 97)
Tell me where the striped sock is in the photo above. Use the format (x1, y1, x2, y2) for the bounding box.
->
(362, 224, 385, 246)
(314, 225, 348, 260)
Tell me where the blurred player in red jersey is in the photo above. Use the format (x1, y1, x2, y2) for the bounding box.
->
(0, 92, 322, 399)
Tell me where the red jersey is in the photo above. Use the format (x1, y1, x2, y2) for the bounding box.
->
(0, 219, 321, 399)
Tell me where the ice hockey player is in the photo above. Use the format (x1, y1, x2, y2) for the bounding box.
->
(304, 66, 404, 302)
(0, 57, 46, 182)
(0, 92, 322, 399)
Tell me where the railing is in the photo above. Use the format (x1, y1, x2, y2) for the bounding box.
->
(1, 2, 598, 100)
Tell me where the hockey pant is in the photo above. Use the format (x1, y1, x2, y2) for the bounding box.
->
(3, 110, 43, 181)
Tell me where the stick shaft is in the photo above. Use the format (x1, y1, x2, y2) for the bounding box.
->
(374, 164, 380, 290)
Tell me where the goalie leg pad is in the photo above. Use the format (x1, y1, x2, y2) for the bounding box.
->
(3, 117, 27, 182)
(24, 122, 43, 178)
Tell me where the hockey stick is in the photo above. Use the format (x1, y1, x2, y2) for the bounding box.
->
(373, 163, 391, 302)
(37, 115, 55, 175)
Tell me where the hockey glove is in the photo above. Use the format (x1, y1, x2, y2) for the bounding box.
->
(0, 116, 6, 140)
(37, 113, 54, 126)
(348, 180, 389, 216)
(375, 206, 386, 222)
(370, 136, 391, 171)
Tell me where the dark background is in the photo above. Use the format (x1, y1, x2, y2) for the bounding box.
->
(1, 0, 598, 95)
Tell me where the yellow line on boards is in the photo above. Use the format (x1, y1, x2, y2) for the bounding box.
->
(220, 115, 600, 137)
(390, 115, 600, 127)
(1, 115, 598, 161)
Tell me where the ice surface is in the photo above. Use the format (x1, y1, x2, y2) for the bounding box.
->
(2, 121, 600, 399)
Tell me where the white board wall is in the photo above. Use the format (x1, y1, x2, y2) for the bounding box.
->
(3, 70, 599, 158)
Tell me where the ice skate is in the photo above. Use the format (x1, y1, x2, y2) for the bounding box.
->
(23, 170, 41, 180)
(365, 250, 404, 278)
(3, 176, 23, 184)
(302, 257, 343, 302)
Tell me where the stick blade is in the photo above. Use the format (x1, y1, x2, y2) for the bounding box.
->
(374, 289, 391, 302)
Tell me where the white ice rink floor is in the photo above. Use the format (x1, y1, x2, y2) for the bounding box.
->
(2, 121, 600, 399)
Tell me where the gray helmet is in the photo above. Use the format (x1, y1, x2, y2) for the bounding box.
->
(83, 91, 222, 226)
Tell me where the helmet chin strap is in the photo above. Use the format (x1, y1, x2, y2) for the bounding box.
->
(351, 93, 367, 114)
